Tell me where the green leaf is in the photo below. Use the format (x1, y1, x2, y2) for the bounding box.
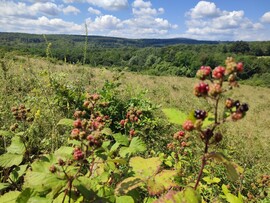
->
(115, 177, 144, 195)
(0, 153, 23, 168)
(7, 136, 25, 154)
(129, 137, 146, 153)
(222, 185, 243, 203)
(107, 158, 127, 165)
(130, 157, 161, 180)
(0, 130, 13, 137)
(203, 176, 221, 184)
(119, 137, 146, 158)
(9, 164, 28, 183)
(54, 146, 73, 159)
(208, 152, 240, 181)
(113, 133, 129, 146)
(162, 108, 186, 125)
(24, 171, 67, 195)
(116, 196, 134, 203)
(0, 191, 20, 203)
(0, 183, 10, 190)
(182, 187, 202, 203)
(57, 118, 74, 127)
(101, 128, 112, 136)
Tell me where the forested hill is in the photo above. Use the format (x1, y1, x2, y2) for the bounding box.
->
(0, 32, 219, 48)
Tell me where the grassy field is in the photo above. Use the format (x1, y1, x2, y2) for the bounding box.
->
(0, 55, 269, 201)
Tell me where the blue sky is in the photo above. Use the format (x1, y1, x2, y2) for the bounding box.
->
(1, 0, 270, 40)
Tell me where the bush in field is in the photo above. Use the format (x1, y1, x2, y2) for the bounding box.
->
(1, 56, 269, 203)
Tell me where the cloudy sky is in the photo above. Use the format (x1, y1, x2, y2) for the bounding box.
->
(1, 0, 270, 41)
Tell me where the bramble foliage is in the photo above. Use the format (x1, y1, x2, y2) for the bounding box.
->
(0, 55, 269, 203)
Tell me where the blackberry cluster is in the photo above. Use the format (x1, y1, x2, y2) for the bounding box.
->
(194, 110, 207, 120)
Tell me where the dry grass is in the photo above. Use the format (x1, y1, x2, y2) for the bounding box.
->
(8, 56, 270, 173)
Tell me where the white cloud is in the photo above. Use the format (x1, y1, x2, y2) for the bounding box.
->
(86, 0, 128, 11)
(188, 1, 221, 18)
(30, 2, 61, 16)
(185, 1, 263, 40)
(261, 12, 270, 23)
(88, 7, 101, 15)
(132, 0, 151, 8)
(63, 5, 80, 15)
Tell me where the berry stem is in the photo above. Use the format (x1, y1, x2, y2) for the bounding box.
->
(194, 138, 209, 190)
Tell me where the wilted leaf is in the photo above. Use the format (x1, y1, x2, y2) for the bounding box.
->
(130, 157, 161, 180)
(147, 170, 178, 195)
(115, 177, 144, 195)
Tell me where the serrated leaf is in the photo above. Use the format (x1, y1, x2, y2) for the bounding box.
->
(162, 108, 186, 125)
(0, 130, 13, 137)
(57, 118, 74, 127)
(129, 137, 146, 153)
(0, 191, 20, 203)
(116, 195, 134, 203)
(0, 153, 23, 168)
(7, 136, 25, 154)
(130, 157, 161, 180)
(24, 171, 67, 195)
(119, 137, 146, 158)
(115, 177, 144, 195)
(147, 170, 178, 195)
(113, 133, 129, 146)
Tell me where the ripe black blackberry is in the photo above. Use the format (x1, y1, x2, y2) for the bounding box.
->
(194, 110, 207, 120)
(234, 100, 241, 108)
(239, 103, 249, 112)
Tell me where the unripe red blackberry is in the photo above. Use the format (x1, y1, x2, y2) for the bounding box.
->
(236, 62, 244, 72)
(167, 143, 175, 150)
(181, 141, 187, 147)
(212, 66, 225, 79)
(173, 131, 185, 140)
(120, 119, 126, 127)
(129, 129, 136, 137)
(183, 120, 194, 131)
(231, 112, 243, 121)
(194, 82, 209, 97)
(73, 119, 82, 128)
(73, 148, 84, 160)
(49, 165, 57, 173)
(225, 98, 234, 108)
(71, 128, 80, 139)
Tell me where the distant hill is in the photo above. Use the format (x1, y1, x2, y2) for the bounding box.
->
(0, 32, 219, 48)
